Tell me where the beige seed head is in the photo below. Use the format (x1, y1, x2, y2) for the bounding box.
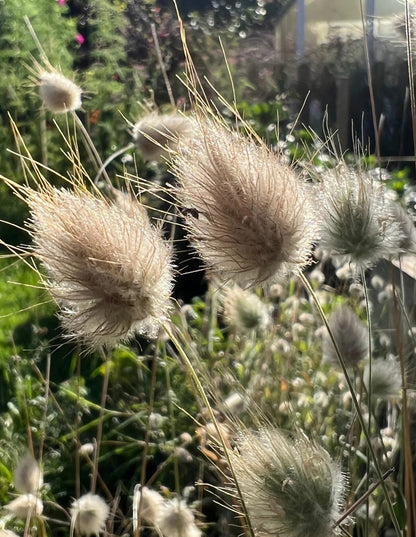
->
(133, 113, 195, 162)
(26, 186, 173, 350)
(14, 453, 43, 494)
(39, 71, 82, 113)
(322, 305, 368, 368)
(174, 120, 319, 288)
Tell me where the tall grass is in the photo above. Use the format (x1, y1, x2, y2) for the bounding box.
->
(0, 3, 415, 537)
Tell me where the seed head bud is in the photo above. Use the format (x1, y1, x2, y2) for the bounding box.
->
(39, 71, 82, 113)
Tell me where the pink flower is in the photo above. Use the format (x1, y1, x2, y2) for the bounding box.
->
(75, 33, 85, 45)
(57, 0, 66, 5)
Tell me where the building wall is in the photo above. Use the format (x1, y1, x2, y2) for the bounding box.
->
(277, 0, 405, 60)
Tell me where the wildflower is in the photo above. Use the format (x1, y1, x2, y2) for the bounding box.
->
(322, 305, 368, 368)
(363, 357, 402, 401)
(76, 33, 85, 45)
(14, 453, 43, 494)
(70, 493, 109, 536)
(230, 428, 347, 537)
(174, 120, 318, 288)
(5, 494, 43, 519)
(39, 71, 82, 113)
(133, 113, 194, 162)
(157, 498, 201, 537)
(132, 486, 165, 529)
(319, 164, 403, 270)
(223, 284, 270, 333)
(26, 186, 173, 349)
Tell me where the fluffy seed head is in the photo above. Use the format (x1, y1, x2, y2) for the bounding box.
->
(230, 428, 347, 537)
(133, 113, 195, 162)
(319, 164, 403, 269)
(322, 305, 368, 368)
(174, 120, 319, 288)
(14, 453, 43, 494)
(39, 71, 82, 113)
(363, 358, 402, 401)
(26, 187, 173, 349)
(223, 284, 270, 333)
(133, 486, 165, 529)
(157, 498, 201, 537)
(70, 493, 109, 536)
(5, 494, 43, 519)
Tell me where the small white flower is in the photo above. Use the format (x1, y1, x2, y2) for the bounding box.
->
(70, 493, 109, 536)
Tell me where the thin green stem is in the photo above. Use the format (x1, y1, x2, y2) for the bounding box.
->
(163, 346, 181, 494)
(162, 321, 255, 537)
(91, 350, 111, 494)
(298, 271, 403, 536)
(136, 348, 158, 537)
(361, 270, 372, 537)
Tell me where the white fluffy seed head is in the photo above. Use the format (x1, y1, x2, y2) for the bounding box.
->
(5, 494, 43, 519)
(70, 493, 109, 537)
(39, 71, 82, 113)
(26, 187, 173, 350)
(363, 357, 402, 401)
(319, 164, 403, 270)
(14, 453, 43, 494)
(133, 113, 195, 162)
(174, 120, 319, 288)
(157, 498, 201, 537)
(230, 428, 347, 537)
(132, 486, 165, 529)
